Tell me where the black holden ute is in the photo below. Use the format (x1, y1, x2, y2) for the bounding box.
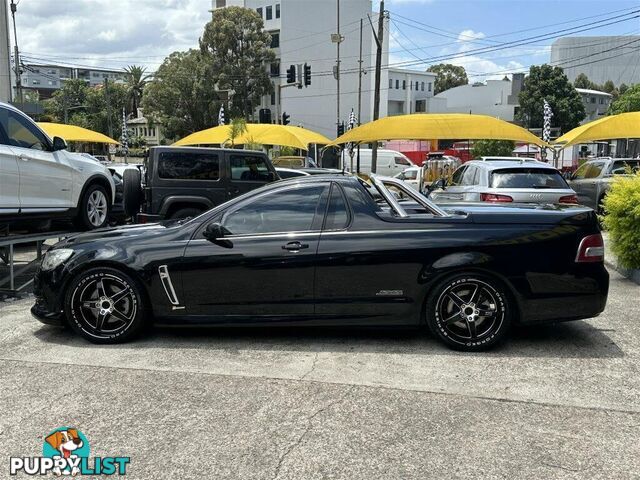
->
(32, 174, 608, 351)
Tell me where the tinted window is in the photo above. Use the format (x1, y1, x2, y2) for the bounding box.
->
(610, 160, 640, 175)
(157, 152, 219, 180)
(266, 5, 272, 19)
(491, 168, 568, 188)
(230, 154, 271, 181)
(324, 185, 349, 230)
(450, 165, 467, 186)
(394, 156, 411, 166)
(276, 4, 280, 18)
(573, 162, 605, 180)
(223, 185, 326, 235)
(0, 109, 50, 151)
(270, 32, 279, 48)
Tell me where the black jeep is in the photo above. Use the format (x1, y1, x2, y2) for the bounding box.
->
(123, 146, 279, 222)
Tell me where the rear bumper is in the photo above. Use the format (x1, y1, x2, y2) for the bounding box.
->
(136, 212, 163, 224)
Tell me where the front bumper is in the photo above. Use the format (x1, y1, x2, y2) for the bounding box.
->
(31, 302, 65, 326)
(32, 267, 66, 326)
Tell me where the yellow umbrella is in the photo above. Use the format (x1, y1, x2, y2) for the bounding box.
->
(328, 113, 547, 147)
(37, 122, 119, 144)
(174, 124, 331, 149)
(554, 112, 640, 148)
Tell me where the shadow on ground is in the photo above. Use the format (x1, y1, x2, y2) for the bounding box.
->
(32, 318, 623, 360)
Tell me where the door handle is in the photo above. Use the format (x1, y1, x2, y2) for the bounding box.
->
(282, 241, 309, 251)
(18, 154, 29, 162)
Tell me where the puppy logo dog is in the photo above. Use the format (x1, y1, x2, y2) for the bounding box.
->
(44, 428, 87, 476)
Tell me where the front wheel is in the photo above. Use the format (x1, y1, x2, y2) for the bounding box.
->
(64, 267, 147, 344)
(425, 273, 511, 351)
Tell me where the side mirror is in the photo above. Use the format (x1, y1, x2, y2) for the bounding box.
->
(428, 178, 447, 192)
(203, 222, 229, 241)
(269, 171, 278, 182)
(52, 136, 67, 151)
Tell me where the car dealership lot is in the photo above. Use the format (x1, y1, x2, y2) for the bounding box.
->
(1, 270, 639, 479)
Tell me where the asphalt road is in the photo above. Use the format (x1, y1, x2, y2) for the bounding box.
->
(1, 270, 639, 479)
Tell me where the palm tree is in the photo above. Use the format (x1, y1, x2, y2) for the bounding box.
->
(124, 65, 149, 114)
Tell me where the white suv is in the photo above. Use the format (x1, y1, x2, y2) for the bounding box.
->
(0, 102, 115, 230)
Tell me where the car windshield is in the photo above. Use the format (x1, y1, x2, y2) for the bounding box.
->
(490, 168, 568, 189)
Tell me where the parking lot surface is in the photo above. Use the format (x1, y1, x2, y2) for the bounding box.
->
(1, 270, 639, 479)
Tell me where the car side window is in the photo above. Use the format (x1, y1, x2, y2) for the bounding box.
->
(394, 156, 411, 166)
(222, 185, 327, 235)
(230, 154, 271, 181)
(450, 165, 467, 186)
(574, 162, 604, 179)
(157, 152, 220, 180)
(323, 184, 349, 231)
(461, 166, 477, 186)
(0, 109, 50, 151)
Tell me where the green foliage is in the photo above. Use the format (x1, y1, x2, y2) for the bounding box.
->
(124, 65, 149, 113)
(619, 83, 629, 95)
(142, 49, 221, 140)
(426, 63, 468, 94)
(471, 139, 515, 158)
(200, 6, 275, 119)
(228, 117, 247, 146)
(608, 83, 640, 115)
(574, 73, 592, 89)
(516, 64, 585, 133)
(602, 171, 640, 269)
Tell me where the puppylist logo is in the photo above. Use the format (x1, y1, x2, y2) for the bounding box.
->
(10, 427, 130, 476)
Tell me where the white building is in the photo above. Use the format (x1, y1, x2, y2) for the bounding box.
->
(212, 0, 430, 139)
(387, 68, 436, 115)
(551, 36, 640, 86)
(429, 74, 525, 122)
(128, 108, 164, 147)
(575, 88, 612, 124)
(0, 0, 12, 103)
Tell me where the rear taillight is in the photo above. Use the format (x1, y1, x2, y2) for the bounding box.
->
(559, 194, 579, 204)
(480, 193, 513, 203)
(575, 234, 604, 263)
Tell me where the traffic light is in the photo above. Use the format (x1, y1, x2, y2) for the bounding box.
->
(286, 65, 296, 84)
(304, 63, 311, 87)
(337, 121, 345, 136)
(282, 112, 290, 125)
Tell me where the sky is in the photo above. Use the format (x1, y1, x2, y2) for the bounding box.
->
(10, 0, 640, 80)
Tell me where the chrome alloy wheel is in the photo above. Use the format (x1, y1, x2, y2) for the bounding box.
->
(70, 273, 137, 337)
(87, 190, 108, 227)
(434, 278, 505, 346)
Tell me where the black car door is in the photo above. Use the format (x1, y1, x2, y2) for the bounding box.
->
(181, 183, 330, 319)
(226, 152, 275, 200)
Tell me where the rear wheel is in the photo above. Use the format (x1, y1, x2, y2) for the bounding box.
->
(169, 207, 202, 220)
(65, 267, 147, 344)
(76, 184, 110, 230)
(426, 273, 511, 351)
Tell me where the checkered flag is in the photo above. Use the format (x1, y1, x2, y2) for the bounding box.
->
(347, 108, 357, 159)
(218, 105, 225, 126)
(121, 108, 129, 156)
(543, 99, 553, 143)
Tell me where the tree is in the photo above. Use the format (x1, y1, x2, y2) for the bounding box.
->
(143, 49, 222, 140)
(574, 73, 592, 89)
(124, 65, 149, 114)
(619, 83, 629, 95)
(516, 65, 585, 134)
(227, 117, 247, 147)
(44, 79, 90, 123)
(609, 84, 640, 115)
(426, 63, 468, 94)
(471, 139, 515, 158)
(85, 82, 129, 139)
(602, 80, 616, 94)
(200, 6, 275, 119)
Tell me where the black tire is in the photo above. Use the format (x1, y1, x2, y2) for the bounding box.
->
(169, 207, 202, 220)
(425, 272, 511, 351)
(76, 184, 110, 230)
(64, 267, 147, 344)
(597, 195, 606, 216)
(122, 169, 142, 218)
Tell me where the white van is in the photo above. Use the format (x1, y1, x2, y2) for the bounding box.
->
(342, 148, 415, 177)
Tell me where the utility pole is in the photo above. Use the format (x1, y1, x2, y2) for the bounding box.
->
(357, 18, 363, 173)
(9, 0, 22, 105)
(371, 1, 384, 173)
(336, 0, 341, 138)
(104, 78, 113, 140)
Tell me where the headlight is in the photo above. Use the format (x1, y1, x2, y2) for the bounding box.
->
(41, 249, 74, 271)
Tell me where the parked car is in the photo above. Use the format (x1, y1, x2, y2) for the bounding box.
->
(32, 174, 608, 351)
(394, 166, 420, 189)
(126, 146, 279, 222)
(478, 156, 539, 162)
(0, 102, 116, 230)
(343, 148, 415, 177)
(567, 158, 640, 212)
(429, 160, 578, 205)
(272, 156, 318, 168)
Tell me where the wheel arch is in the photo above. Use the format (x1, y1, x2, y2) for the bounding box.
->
(77, 174, 114, 209)
(160, 196, 212, 218)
